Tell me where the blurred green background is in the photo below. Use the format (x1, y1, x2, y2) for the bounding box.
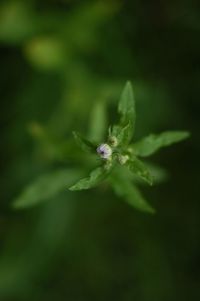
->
(0, 0, 199, 300)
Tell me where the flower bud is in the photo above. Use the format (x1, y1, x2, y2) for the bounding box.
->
(108, 136, 118, 147)
(118, 154, 129, 165)
(97, 144, 112, 160)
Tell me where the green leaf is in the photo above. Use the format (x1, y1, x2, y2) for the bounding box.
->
(132, 131, 190, 157)
(13, 169, 82, 209)
(126, 162, 168, 185)
(110, 173, 155, 213)
(109, 123, 132, 146)
(143, 162, 169, 184)
(126, 157, 154, 185)
(69, 165, 111, 191)
(118, 81, 136, 137)
(109, 124, 122, 138)
(88, 101, 107, 142)
(73, 131, 96, 153)
(116, 121, 132, 146)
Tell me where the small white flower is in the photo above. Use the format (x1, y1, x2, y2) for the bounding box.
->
(97, 143, 112, 160)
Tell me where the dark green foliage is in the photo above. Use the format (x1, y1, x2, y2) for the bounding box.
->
(12, 81, 188, 212)
(0, 1, 198, 300)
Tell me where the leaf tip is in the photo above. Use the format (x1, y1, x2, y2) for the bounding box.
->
(125, 80, 132, 87)
(72, 131, 77, 138)
(123, 80, 134, 95)
(147, 207, 156, 214)
(12, 199, 27, 210)
(12, 202, 20, 210)
(183, 131, 191, 139)
(149, 176, 154, 186)
(68, 185, 76, 191)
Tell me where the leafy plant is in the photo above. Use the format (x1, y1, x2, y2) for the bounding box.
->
(13, 81, 189, 213)
(69, 81, 190, 213)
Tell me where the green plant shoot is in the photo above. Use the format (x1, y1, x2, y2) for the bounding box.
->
(69, 81, 190, 213)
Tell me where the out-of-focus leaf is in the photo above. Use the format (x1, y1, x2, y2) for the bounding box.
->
(0, 2, 36, 45)
(24, 37, 66, 70)
(118, 81, 136, 138)
(69, 165, 111, 191)
(127, 162, 169, 185)
(64, 1, 119, 51)
(13, 169, 81, 209)
(143, 162, 169, 184)
(132, 131, 190, 157)
(126, 157, 154, 185)
(110, 173, 155, 213)
(73, 131, 96, 153)
(88, 101, 107, 142)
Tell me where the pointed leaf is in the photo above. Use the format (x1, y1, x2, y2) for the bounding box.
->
(69, 165, 111, 191)
(73, 131, 96, 153)
(132, 131, 190, 157)
(13, 169, 82, 209)
(118, 81, 136, 137)
(143, 162, 169, 184)
(110, 173, 155, 213)
(127, 162, 169, 185)
(126, 157, 154, 185)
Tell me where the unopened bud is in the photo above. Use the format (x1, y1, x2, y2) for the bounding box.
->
(118, 154, 129, 165)
(108, 136, 118, 147)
